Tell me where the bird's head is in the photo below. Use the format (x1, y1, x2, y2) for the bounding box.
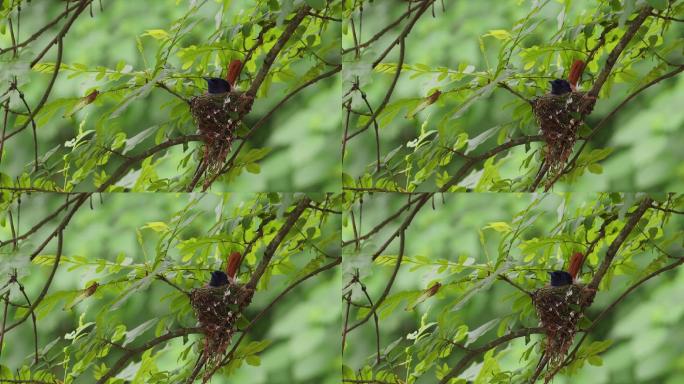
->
(208, 270, 229, 287)
(549, 79, 572, 95)
(203, 77, 231, 94)
(548, 270, 573, 287)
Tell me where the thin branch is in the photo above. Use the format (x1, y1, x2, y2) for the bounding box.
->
(98, 135, 202, 192)
(245, 5, 311, 99)
(0, 2, 82, 54)
(29, 0, 93, 68)
(156, 81, 190, 104)
(345, 37, 406, 142)
(0, 291, 9, 359)
(370, 193, 432, 262)
(371, 0, 434, 68)
(95, 327, 203, 384)
(345, 230, 406, 333)
(208, 64, 341, 190)
(3, 229, 66, 335)
(588, 6, 653, 98)
(498, 82, 533, 106)
(217, 257, 341, 373)
(441, 135, 545, 192)
(245, 196, 312, 291)
(563, 64, 684, 174)
(0, 194, 81, 247)
(588, 197, 653, 291)
(342, 194, 422, 247)
(439, 327, 545, 384)
(563, 256, 684, 367)
(156, 274, 190, 297)
(1, 38, 64, 143)
(341, 3, 423, 55)
(498, 274, 533, 298)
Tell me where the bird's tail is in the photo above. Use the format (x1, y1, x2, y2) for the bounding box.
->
(567, 252, 584, 280)
(226, 60, 242, 88)
(226, 251, 242, 280)
(568, 59, 585, 91)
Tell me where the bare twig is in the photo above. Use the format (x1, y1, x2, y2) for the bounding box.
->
(345, 230, 406, 333)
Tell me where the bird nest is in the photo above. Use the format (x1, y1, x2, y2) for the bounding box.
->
(189, 282, 254, 364)
(189, 91, 253, 173)
(532, 284, 594, 377)
(532, 92, 595, 180)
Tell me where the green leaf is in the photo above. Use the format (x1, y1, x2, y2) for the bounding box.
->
(587, 355, 603, 366)
(142, 29, 169, 40)
(123, 319, 157, 347)
(484, 29, 512, 40)
(246, 163, 261, 174)
(484, 221, 512, 233)
(588, 163, 603, 174)
(465, 319, 499, 347)
(142, 221, 169, 232)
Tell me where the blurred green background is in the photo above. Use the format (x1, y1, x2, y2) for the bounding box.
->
(0, 0, 341, 191)
(0, 192, 341, 383)
(342, 1, 684, 191)
(342, 193, 684, 383)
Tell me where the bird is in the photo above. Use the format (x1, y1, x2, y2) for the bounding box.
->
(548, 252, 585, 286)
(203, 77, 231, 94)
(201, 59, 243, 95)
(225, 251, 242, 283)
(549, 59, 586, 95)
(548, 79, 572, 95)
(548, 270, 573, 286)
(208, 270, 229, 287)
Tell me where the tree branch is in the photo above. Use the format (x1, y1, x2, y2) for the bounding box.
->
(245, 5, 311, 99)
(245, 196, 312, 291)
(588, 197, 653, 291)
(439, 327, 545, 384)
(587, 6, 653, 99)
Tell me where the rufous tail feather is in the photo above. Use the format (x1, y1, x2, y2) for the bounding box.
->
(568, 59, 585, 91)
(567, 252, 584, 280)
(226, 60, 242, 87)
(226, 251, 242, 280)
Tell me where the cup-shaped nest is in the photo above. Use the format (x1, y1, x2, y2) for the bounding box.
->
(190, 281, 254, 351)
(189, 281, 254, 376)
(189, 91, 253, 171)
(532, 92, 594, 176)
(190, 282, 253, 328)
(533, 284, 593, 371)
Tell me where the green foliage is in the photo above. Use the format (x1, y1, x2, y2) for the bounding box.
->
(1, 0, 341, 192)
(342, 0, 684, 192)
(0, 192, 341, 383)
(342, 192, 684, 383)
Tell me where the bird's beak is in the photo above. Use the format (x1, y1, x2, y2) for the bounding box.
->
(548, 80, 554, 84)
(202, 77, 210, 81)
